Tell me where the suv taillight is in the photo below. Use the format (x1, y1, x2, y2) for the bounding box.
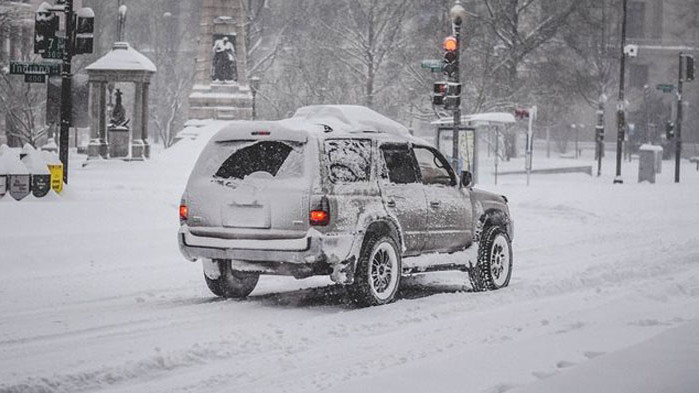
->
(179, 204, 189, 223)
(310, 196, 330, 226)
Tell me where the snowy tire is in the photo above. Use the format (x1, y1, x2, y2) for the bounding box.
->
(204, 259, 259, 298)
(351, 234, 401, 306)
(476, 226, 513, 290)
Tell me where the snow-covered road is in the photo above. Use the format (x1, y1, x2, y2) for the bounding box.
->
(1, 147, 699, 393)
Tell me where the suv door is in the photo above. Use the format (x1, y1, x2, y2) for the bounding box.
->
(413, 145, 472, 253)
(379, 143, 428, 256)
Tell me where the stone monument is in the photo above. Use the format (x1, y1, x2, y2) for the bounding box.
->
(188, 0, 253, 120)
(86, 5, 156, 161)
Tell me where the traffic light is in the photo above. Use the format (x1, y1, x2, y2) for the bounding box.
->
(442, 36, 458, 79)
(432, 82, 447, 106)
(514, 108, 530, 120)
(684, 55, 695, 82)
(34, 11, 59, 54)
(74, 8, 96, 55)
(595, 127, 604, 143)
(444, 82, 461, 110)
(666, 121, 675, 140)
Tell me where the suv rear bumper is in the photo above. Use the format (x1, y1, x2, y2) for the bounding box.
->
(178, 225, 358, 273)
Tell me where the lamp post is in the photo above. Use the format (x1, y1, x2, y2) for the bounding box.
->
(596, 93, 608, 177)
(250, 76, 261, 120)
(614, 0, 628, 184)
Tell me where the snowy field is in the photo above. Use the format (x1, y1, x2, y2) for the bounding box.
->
(1, 132, 699, 393)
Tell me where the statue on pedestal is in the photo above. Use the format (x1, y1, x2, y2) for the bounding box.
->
(212, 34, 237, 83)
(109, 89, 130, 128)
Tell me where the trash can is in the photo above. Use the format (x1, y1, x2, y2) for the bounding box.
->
(22, 149, 52, 198)
(638, 144, 663, 184)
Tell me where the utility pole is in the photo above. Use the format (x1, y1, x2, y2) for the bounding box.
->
(59, 0, 74, 184)
(614, 0, 628, 184)
(675, 53, 685, 183)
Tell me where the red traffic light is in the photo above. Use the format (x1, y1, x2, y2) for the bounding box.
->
(443, 36, 458, 52)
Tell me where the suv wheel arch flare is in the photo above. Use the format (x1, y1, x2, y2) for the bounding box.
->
(362, 220, 403, 253)
(475, 209, 510, 242)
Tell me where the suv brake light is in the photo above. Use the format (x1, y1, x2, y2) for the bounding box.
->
(310, 196, 330, 226)
(179, 204, 189, 223)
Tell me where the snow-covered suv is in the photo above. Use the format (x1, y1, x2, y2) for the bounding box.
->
(178, 105, 513, 306)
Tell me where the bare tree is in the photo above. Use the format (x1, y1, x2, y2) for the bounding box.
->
(314, 0, 415, 108)
(0, 3, 47, 147)
(0, 72, 49, 147)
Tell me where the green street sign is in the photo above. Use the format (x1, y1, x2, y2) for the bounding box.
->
(9, 62, 62, 76)
(420, 59, 443, 72)
(25, 73, 47, 84)
(656, 84, 675, 93)
(42, 36, 66, 60)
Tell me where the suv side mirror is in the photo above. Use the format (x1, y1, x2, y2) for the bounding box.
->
(461, 171, 472, 188)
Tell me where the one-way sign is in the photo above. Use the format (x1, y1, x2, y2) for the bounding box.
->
(9, 62, 62, 76)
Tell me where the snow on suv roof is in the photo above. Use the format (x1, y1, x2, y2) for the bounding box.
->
(291, 105, 410, 136)
(212, 105, 411, 143)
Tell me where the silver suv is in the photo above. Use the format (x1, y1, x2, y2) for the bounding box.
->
(178, 106, 513, 306)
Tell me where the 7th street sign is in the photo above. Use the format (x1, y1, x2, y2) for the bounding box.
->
(9, 62, 61, 77)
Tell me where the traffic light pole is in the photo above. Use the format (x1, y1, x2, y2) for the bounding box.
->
(614, 0, 628, 184)
(451, 24, 461, 175)
(59, 0, 74, 184)
(675, 52, 684, 184)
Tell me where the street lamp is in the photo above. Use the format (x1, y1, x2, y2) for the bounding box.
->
(614, 0, 629, 184)
(249, 76, 261, 120)
(596, 93, 608, 176)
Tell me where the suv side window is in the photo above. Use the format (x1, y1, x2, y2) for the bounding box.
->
(381, 145, 419, 184)
(413, 146, 456, 186)
(324, 139, 372, 183)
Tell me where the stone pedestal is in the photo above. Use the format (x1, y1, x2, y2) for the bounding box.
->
(108, 126, 130, 158)
(188, 0, 253, 120)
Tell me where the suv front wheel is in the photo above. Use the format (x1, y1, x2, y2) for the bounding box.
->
(204, 259, 260, 298)
(352, 234, 402, 306)
(476, 226, 513, 290)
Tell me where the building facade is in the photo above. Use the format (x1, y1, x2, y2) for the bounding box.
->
(625, 0, 699, 147)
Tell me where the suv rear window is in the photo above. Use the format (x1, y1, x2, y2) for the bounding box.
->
(214, 141, 304, 180)
(324, 139, 372, 183)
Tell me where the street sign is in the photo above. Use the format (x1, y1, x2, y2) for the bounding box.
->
(24, 73, 47, 83)
(656, 84, 675, 93)
(42, 36, 66, 59)
(420, 59, 443, 72)
(9, 62, 62, 76)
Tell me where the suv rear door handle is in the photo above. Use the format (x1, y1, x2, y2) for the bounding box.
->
(386, 199, 396, 208)
(430, 201, 441, 208)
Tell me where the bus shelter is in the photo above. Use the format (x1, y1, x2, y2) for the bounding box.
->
(432, 113, 515, 185)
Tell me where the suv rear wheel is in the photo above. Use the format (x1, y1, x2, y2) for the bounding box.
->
(204, 259, 259, 298)
(352, 234, 401, 306)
